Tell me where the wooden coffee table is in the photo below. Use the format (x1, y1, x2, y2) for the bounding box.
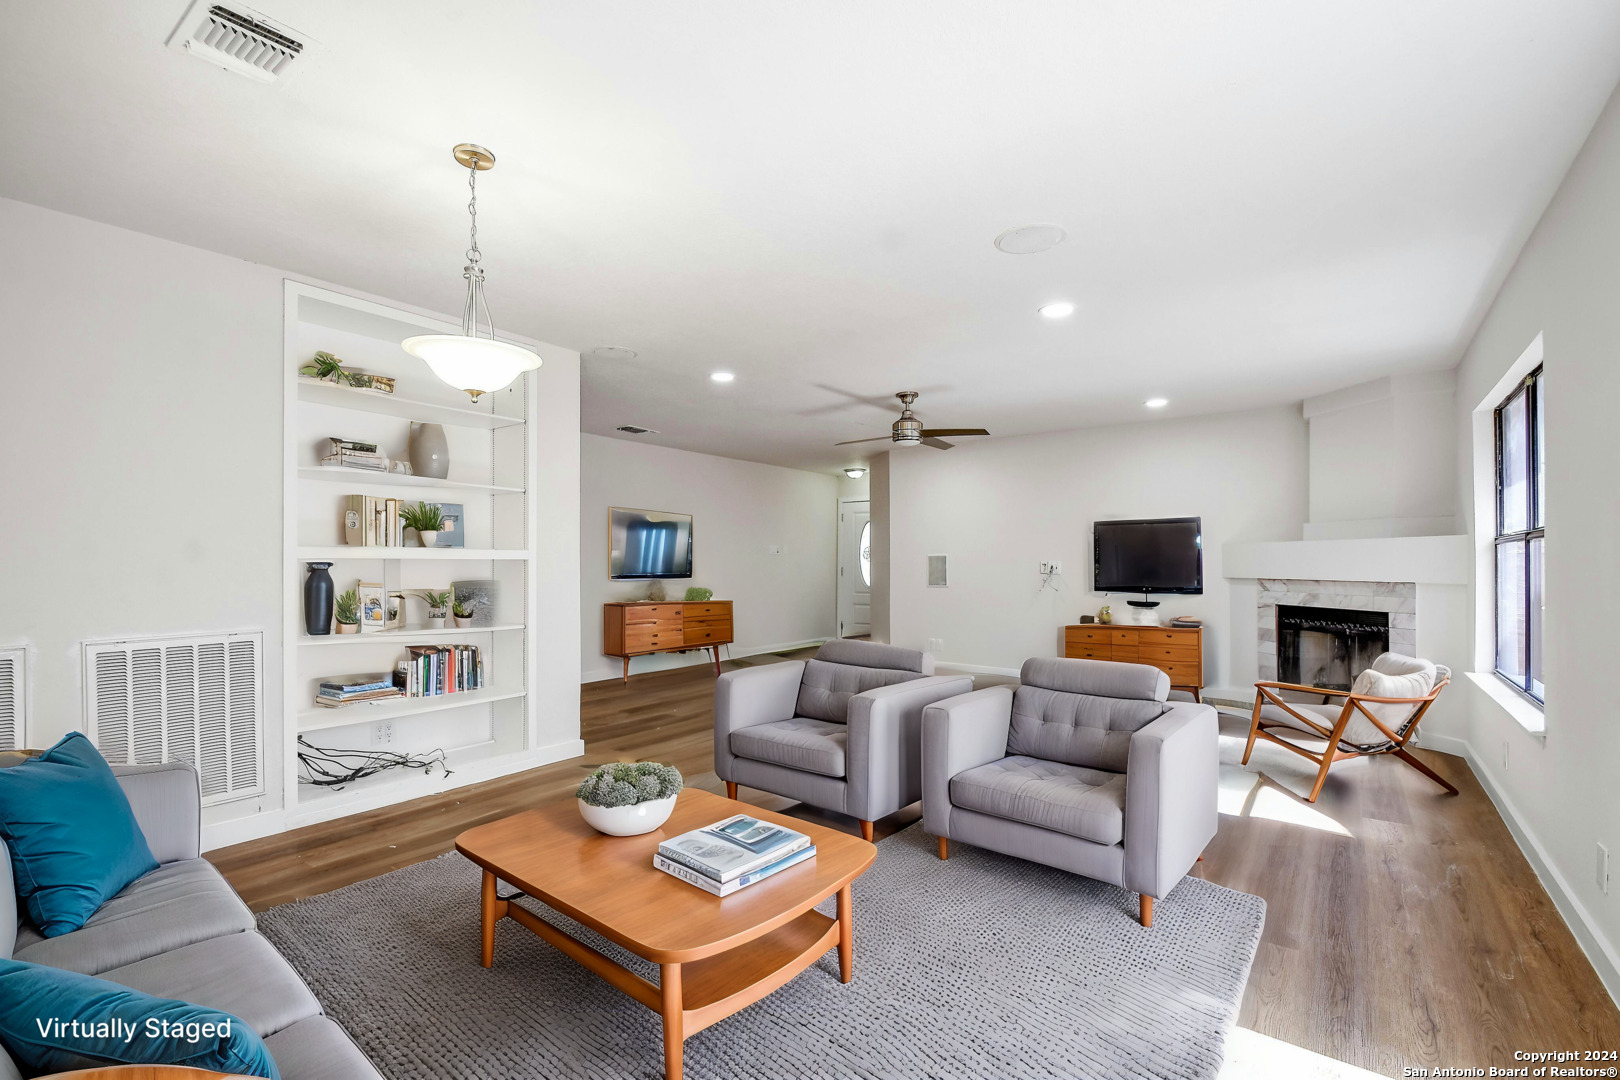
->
(454, 788, 876, 1079)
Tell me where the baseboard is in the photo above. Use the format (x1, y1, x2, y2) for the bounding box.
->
(202, 809, 289, 851)
(580, 638, 830, 684)
(1432, 733, 1620, 1007)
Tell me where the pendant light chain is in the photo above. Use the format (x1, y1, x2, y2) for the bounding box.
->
(461, 162, 495, 341)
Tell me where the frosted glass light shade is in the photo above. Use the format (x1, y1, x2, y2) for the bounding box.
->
(402, 334, 542, 398)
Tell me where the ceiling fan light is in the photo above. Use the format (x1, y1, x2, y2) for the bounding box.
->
(402, 334, 541, 400)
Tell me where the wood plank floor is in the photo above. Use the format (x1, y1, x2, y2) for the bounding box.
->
(208, 651, 1620, 1076)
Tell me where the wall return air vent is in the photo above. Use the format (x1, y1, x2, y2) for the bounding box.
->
(167, 1, 308, 83)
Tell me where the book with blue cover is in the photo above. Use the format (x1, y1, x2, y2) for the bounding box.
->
(657, 814, 811, 882)
(654, 845, 816, 897)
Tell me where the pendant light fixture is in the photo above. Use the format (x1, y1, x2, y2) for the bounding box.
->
(402, 143, 542, 400)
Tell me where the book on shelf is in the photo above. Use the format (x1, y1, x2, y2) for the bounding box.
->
(313, 688, 403, 708)
(319, 674, 396, 693)
(342, 495, 406, 547)
(657, 814, 812, 883)
(394, 644, 485, 698)
(653, 846, 815, 897)
(320, 454, 386, 471)
(327, 438, 380, 455)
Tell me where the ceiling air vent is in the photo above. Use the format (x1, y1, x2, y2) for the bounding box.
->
(167, 1, 308, 83)
(616, 425, 659, 435)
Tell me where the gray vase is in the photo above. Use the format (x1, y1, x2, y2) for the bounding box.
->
(409, 422, 450, 479)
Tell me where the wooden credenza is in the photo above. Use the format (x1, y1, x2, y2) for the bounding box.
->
(1063, 623, 1204, 702)
(604, 600, 734, 683)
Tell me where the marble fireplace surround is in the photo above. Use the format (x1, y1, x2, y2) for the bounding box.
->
(1257, 578, 1417, 683)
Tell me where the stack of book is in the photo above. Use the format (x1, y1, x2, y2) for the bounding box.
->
(315, 674, 403, 709)
(343, 495, 404, 547)
(321, 438, 386, 471)
(655, 814, 815, 897)
(395, 645, 484, 698)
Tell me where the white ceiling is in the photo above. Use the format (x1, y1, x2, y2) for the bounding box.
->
(4, 2, 1618, 472)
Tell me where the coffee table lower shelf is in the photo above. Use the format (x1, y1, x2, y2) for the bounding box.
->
(479, 871, 852, 1079)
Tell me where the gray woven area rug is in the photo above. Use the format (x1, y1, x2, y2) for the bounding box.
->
(258, 824, 1264, 1080)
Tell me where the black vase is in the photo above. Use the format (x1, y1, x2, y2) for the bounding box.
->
(304, 562, 335, 636)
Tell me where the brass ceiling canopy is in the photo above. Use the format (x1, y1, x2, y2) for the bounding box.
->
(452, 143, 496, 171)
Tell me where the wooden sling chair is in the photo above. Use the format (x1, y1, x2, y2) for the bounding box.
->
(1243, 653, 1453, 803)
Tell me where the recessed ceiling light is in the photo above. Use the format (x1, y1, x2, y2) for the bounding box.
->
(1144, 397, 1169, 408)
(843, 468, 866, 479)
(994, 224, 1067, 254)
(710, 371, 735, 383)
(588, 346, 638, 362)
(1039, 301, 1075, 319)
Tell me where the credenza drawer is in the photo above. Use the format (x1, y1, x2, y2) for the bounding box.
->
(1150, 661, 1202, 684)
(624, 604, 683, 625)
(684, 602, 732, 619)
(1110, 629, 1137, 645)
(1067, 627, 1112, 645)
(626, 627, 676, 651)
(683, 625, 729, 645)
(1136, 629, 1192, 645)
(1068, 645, 1110, 661)
(1138, 644, 1199, 663)
(1109, 646, 1139, 662)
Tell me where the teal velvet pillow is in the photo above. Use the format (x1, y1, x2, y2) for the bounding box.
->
(0, 958, 279, 1077)
(0, 732, 159, 937)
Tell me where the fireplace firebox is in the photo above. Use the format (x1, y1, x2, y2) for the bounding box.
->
(1276, 604, 1389, 692)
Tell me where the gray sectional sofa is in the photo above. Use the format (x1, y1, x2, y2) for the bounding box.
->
(1, 760, 380, 1080)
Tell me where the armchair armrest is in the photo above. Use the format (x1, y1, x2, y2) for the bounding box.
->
(1253, 681, 1351, 698)
(1123, 702, 1218, 899)
(845, 675, 973, 822)
(920, 686, 1014, 838)
(713, 660, 807, 781)
(112, 761, 202, 864)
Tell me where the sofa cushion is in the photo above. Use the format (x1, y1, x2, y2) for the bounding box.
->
(14, 859, 254, 976)
(100, 931, 320, 1039)
(731, 718, 848, 777)
(0, 732, 160, 937)
(949, 755, 1127, 845)
(1006, 659, 1169, 772)
(0, 957, 279, 1078)
(262, 1015, 385, 1080)
(796, 661, 922, 723)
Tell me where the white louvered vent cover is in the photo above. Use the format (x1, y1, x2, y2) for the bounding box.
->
(84, 631, 264, 805)
(927, 554, 949, 588)
(0, 647, 25, 751)
(166, 2, 308, 83)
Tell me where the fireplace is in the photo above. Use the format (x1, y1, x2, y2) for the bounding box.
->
(1276, 605, 1390, 691)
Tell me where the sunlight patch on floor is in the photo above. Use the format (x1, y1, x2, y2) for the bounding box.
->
(1217, 761, 1354, 837)
(1221, 1027, 1390, 1079)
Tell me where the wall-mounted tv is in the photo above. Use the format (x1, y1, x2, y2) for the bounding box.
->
(609, 507, 693, 579)
(1093, 516, 1203, 595)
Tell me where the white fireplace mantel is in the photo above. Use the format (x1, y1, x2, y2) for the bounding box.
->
(1222, 534, 1470, 586)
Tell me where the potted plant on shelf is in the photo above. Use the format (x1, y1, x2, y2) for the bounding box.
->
(416, 590, 452, 630)
(452, 598, 475, 629)
(575, 762, 684, 836)
(299, 351, 352, 385)
(402, 501, 446, 548)
(334, 589, 361, 634)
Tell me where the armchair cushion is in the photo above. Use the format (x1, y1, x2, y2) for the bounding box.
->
(949, 756, 1126, 845)
(794, 640, 935, 724)
(730, 718, 848, 778)
(1006, 658, 1169, 772)
(1347, 653, 1436, 742)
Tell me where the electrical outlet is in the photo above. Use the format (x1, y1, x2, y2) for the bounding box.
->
(374, 721, 394, 746)
(765, 543, 783, 555)
(1599, 843, 1611, 895)
(927, 637, 944, 654)
(1039, 561, 1063, 575)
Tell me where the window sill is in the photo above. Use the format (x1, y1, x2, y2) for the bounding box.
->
(1466, 671, 1546, 737)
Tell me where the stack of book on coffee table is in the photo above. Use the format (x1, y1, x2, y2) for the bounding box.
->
(654, 814, 816, 897)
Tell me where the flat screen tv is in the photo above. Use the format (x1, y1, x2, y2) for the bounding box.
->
(1093, 516, 1203, 595)
(609, 507, 693, 579)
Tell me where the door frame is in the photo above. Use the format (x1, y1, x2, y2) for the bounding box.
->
(837, 498, 872, 639)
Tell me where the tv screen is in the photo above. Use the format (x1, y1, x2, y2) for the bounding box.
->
(1093, 517, 1203, 595)
(609, 507, 693, 579)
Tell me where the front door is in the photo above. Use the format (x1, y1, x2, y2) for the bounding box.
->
(837, 500, 871, 638)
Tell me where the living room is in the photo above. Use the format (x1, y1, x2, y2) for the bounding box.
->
(1, 3, 1618, 1079)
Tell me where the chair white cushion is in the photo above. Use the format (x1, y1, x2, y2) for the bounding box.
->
(1345, 654, 1435, 746)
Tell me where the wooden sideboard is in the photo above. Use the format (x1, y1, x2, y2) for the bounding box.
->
(1063, 623, 1204, 702)
(604, 600, 734, 683)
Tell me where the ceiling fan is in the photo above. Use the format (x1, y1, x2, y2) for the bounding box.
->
(834, 391, 991, 450)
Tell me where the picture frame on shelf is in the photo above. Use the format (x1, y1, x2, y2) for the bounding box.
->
(357, 582, 386, 633)
(451, 580, 498, 627)
(435, 503, 465, 548)
(386, 592, 406, 631)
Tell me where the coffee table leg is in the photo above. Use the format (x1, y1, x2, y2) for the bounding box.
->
(480, 870, 508, 968)
(661, 962, 684, 1080)
(837, 884, 853, 983)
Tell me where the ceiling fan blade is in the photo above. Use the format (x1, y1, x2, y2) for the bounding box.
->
(834, 436, 894, 446)
(919, 428, 990, 437)
(921, 437, 955, 450)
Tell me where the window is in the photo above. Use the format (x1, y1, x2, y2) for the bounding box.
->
(858, 521, 872, 587)
(1494, 366, 1544, 702)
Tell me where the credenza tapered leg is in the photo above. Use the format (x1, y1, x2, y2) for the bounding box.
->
(661, 962, 684, 1079)
(712, 645, 722, 675)
(622, 656, 630, 684)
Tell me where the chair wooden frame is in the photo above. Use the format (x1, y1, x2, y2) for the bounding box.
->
(1242, 675, 1454, 803)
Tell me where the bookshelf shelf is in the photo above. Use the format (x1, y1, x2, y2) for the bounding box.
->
(296, 466, 524, 495)
(298, 624, 525, 647)
(296, 685, 527, 733)
(295, 546, 532, 561)
(297, 379, 526, 430)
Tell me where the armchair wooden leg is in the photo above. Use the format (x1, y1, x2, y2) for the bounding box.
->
(1241, 698, 1264, 765)
(1139, 894, 1153, 928)
(724, 781, 738, 800)
(1391, 746, 1460, 796)
(859, 820, 874, 842)
(937, 836, 948, 860)
(1307, 749, 1337, 803)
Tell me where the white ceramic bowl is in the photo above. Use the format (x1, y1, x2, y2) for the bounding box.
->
(577, 793, 678, 836)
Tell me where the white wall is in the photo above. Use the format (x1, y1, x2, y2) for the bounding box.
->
(887, 405, 1309, 687)
(580, 434, 839, 682)
(1447, 81, 1620, 999)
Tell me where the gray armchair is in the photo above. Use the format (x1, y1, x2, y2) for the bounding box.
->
(715, 640, 973, 840)
(922, 657, 1218, 926)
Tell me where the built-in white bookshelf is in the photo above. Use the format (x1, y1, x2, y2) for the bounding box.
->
(282, 282, 541, 822)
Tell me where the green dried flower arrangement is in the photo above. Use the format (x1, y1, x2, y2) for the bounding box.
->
(576, 762, 683, 808)
(683, 587, 714, 602)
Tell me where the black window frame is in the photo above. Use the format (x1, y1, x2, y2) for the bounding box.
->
(1493, 365, 1544, 705)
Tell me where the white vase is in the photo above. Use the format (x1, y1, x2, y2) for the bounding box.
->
(577, 794, 679, 836)
(428, 614, 446, 629)
(417, 529, 439, 548)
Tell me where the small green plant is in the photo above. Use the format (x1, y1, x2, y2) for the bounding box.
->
(576, 762, 683, 808)
(452, 598, 475, 619)
(334, 589, 360, 625)
(684, 587, 714, 602)
(416, 589, 452, 614)
(299, 351, 351, 384)
(401, 502, 445, 532)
